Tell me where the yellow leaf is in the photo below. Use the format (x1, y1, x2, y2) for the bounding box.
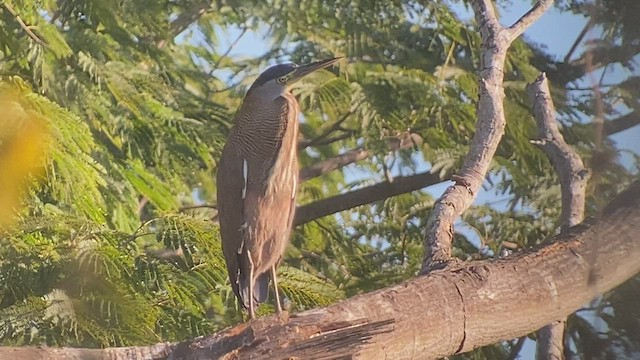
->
(0, 90, 50, 227)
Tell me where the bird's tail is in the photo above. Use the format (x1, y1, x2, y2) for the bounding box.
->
(239, 271, 270, 309)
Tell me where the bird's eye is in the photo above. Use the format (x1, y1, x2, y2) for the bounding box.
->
(277, 76, 287, 84)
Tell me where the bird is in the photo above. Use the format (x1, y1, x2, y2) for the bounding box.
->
(216, 57, 342, 319)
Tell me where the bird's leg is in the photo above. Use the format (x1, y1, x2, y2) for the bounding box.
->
(247, 250, 256, 319)
(270, 265, 282, 314)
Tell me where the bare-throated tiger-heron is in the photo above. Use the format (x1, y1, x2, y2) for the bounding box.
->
(216, 57, 341, 318)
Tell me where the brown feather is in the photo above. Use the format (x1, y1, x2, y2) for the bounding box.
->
(217, 92, 299, 309)
(216, 144, 245, 303)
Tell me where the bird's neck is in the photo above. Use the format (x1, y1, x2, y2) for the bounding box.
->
(232, 92, 299, 159)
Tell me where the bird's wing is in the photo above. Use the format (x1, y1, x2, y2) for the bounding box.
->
(216, 142, 246, 304)
(217, 140, 271, 309)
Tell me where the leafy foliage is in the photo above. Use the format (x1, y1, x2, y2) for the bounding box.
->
(0, 0, 637, 358)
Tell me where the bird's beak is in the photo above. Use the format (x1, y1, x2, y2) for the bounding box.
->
(289, 57, 342, 83)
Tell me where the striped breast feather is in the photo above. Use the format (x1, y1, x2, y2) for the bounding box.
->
(264, 93, 299, 196)
(234, 96, 290, 157)
(227, 94, 297, 198)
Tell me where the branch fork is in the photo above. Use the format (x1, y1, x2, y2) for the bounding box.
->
(421, 0, 554, 274)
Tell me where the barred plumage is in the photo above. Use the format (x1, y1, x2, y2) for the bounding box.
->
(216, 58, 341, 319)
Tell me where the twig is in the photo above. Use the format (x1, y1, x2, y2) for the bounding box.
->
(565, 43, 640, 84)
(299, 132, 422, 181)
(438, 41, 457, 87)
(299, 131, 355, 148)
(566, 84, 614, 91)
(211, 27, 248, 70)
(177, 204, 219, 223)
(137, 196, 150, 218)
(564, 18, 595, 63)
(130, 232, 156, 240)
(179, 204, 218, 212)
(299, 112, 353, 149)
(129, 218, 159, 242)
(209, 63, 251, 94)
(3, 3, 47, 46)
(420, 0, 553, 274)
(159, 1, 211, 48)
(211, 78, 244, 93)
(300, 148, 369, 181)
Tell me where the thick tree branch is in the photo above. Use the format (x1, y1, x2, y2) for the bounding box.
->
(421, 0, 553, 273)
(528, 72, 590, 360)
(203, 134, 429, 225)
(294, 170, 444, 226)
(528, 73, 590, 232)
(5, 180, 640, 359)
(205, 170, 445, 227)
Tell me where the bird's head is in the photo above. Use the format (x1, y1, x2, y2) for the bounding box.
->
(246, 57, 341, 99)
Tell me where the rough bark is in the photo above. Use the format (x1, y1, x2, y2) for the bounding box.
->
(3, 180, 640, 360)
(421, 0, 554, 273)
(528, 73, 590, 360)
